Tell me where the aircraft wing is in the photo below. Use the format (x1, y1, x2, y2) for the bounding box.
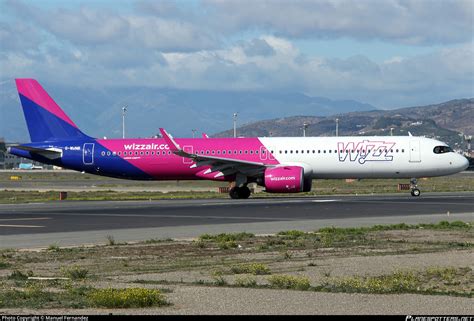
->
(159, 128, 269, 178)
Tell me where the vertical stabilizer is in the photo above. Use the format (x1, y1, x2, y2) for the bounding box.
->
(15, 79, 90, 142)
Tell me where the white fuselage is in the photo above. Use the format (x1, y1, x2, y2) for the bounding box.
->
(259, 136, 468, 179)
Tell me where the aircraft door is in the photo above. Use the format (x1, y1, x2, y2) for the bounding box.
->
(409, 140, 421, 163)
(259, 146, 267, 160)
(183, 145, 193, 164)
(83, 143, 94, 165)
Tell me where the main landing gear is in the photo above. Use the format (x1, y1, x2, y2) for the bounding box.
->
(229, 186, 251, 199)
(410, 178, 421, 197)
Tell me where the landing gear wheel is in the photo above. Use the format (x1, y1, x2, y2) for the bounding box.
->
(409, 178, 421, 197)
(229, 187, 240, 199)
(238, 186, 251, 199)
(229, 186, 251, 199)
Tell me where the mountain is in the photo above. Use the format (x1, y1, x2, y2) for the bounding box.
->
(213, 98, 474, 150)
(0, 80, 376, 142)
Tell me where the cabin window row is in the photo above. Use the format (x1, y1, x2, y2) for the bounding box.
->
(100, 148, 405, 157)
(277, 149, 405, 154)
(100, 151, 173, 156)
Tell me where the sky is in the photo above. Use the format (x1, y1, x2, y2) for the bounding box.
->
(1, 0, 473, 109)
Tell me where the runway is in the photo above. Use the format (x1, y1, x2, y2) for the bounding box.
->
(1, 193, 473, 248)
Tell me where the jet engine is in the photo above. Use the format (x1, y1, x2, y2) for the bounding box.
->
(263, 166, 309, 193)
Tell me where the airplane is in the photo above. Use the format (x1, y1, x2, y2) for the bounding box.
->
(8, 79, 469, 199)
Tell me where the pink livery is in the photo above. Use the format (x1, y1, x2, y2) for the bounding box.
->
(8, 79, 469, 199)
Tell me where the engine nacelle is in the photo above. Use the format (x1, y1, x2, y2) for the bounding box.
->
(264, 166, 304, 193)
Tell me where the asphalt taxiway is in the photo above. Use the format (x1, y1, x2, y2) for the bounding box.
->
(1, 193, 473, 248)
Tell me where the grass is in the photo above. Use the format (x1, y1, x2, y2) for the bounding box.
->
(0, 221, 472, 310)
(267, 275, 311, 291)
(234, 276, 258, 288)
(0, 260, 10, 269)
(199, 232, 254, 250)
(199, 232, 255, 242)
(1, 172, 473, 204)
(47, 244, 61, 252)
(8, 270, 31, 280)
(0, 190, 226, 204)
(230, 263, 271, 275)
(318, 267, 473, 297)
(61, 266, 89, 280)
(0, 283, 169, 309)
(106, 235, 116, 246)
(88, 288, 169, 308)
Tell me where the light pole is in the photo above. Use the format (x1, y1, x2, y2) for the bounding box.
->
(233, 113, 238, 138)
(465, 135, 472, 154)
(122, 105, 127, 139)
(303, 122, 308, 137)
(390, 127, 394, 136)
(335, 118, 339, 137)
(192, 129, 197, 138)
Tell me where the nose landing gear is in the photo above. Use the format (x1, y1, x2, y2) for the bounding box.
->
(410, 178, 421, 197)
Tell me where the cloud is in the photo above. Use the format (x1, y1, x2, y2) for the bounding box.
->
(241, 38, 275, 57)
(0, 21, 43, 51)
(1, 0, 218, 52)
(203, 0, 474, 45)
(1, 0, 472, 109)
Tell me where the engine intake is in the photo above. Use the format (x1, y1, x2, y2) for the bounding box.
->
(264, 166, 304, 193)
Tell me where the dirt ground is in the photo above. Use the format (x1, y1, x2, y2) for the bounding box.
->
(1, 224, 473, 314)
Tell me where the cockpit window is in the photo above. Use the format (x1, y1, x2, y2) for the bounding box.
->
(433, 146, 452, 154)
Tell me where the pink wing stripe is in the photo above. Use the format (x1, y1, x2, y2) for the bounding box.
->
(15, 79, 78, 128)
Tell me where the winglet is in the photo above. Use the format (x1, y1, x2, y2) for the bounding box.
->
(202, 133, 209, 138)
(159, 128, 181, 152)
(159, 128, 193, 159)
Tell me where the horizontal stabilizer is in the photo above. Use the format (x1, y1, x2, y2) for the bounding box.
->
(8, 145, 62, 160)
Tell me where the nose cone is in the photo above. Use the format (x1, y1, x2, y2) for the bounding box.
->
(457, 154, 469, 172)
